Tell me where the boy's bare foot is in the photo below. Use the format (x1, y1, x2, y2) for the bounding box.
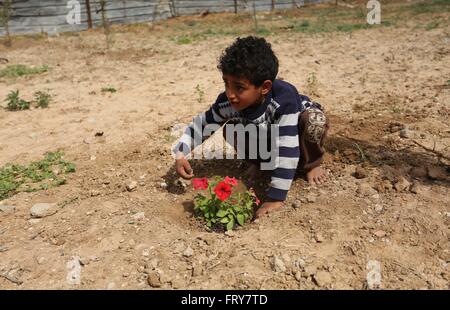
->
(306, 166, 328, 186)
(255, 201, 283, 219)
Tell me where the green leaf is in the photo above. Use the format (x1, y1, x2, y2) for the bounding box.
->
(216, 210, 228, 217)
(237, 214, 245, 226)
(220, 217, 229, 224)
(226, 219, 234, 231)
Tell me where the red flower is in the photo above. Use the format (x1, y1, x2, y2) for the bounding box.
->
(214, 181, 232, 201)
(192, 178, 208, 190)
(224, 176, 238, 187)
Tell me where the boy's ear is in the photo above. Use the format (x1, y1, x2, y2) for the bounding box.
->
(261, 80, 272, 96)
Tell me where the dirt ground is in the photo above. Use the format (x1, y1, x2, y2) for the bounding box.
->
(0, 0, 449, 289)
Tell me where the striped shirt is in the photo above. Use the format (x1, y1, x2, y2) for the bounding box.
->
(174, 79, 321, 201)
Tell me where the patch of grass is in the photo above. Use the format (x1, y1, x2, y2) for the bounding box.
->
(34, 90, 52, 108)
(4, 90, 30, 111)
(0, 151, 76, 201)
(425, 20, 441, 30)
(0, 64, 49, 78)
(101, 86, 117, 93)
(408, 0, 450, 14)
(176, 36, 192, 44)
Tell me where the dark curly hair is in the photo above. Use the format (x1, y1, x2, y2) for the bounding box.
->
(218, 36, 279, 87)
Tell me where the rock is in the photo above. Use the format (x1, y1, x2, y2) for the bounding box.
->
(126, 181, 138, 192)
(0, 205, 16, 213)
(30, 203, 59, 218)
(427, 166, 447, 181)
(306, 194, 317, 203)
(354, 166, 368, 179)
(294, 258, 306, 269)
(302, 266, 317, 278)
(175, 178, 187, 189)
(29, 219, 42, 224)
(375, 179, 393, 193)
(374, 204, 384, 213)
(160, 182, 168, 189)
(132, 212, 145, 221)
(366, 260, 382, 289)
(183, 246, 194, 257)
(394, 177, 410, 192)
(0, 245, 9, 252)
(409, 181, 423, 194)
(106, 282, 116, 290)
(90, 190, 100, 197)
(315, 233, 325, 243)
(148, 258, 159, 270)
(292, 200, 301, 209)
(147, 271, 161, 287)
(373, 230, 386, 238)
(410, 167, 427, 179)
(281, 253, 291, 265)
(224, 230, 236, 237)
(272, 256, 286, 273)
(192, 266, 204, 277)
(294, 270, 302, 282)
(399, 127, 411, 138)
(66, 256, 82, 285)
(313, 271, 332, 287)
(357, 183, 377, 196)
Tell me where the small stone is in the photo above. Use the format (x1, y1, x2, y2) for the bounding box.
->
(366, 260, 382, 289)
(354, 166, 368, 179)
(183, 246, 194, 257)
(313, 271, 332, 287)
(0, 245, 9, 252)
(272, 256, 286, 273)
(394, 177, 410, 192)
(357, 183, 377, 196)
(149, 258, 159, 269)
(224, 230, 235, 237)
(294, 270, 302, 282)
(90, 190, 100, 197)
(374, 204, 384, 213)
(306, 194, 316, 203)
(0, 205, 16, 213)
(147, 272, 161, 287)
(175, 178, 187, 189)
(399, 127, 410, 138)
(30, 203, 59, 218)
(160, 182, 168, 189)
(132, 212, 145, 221)
(315, 233, 325, 243)
(126, 181, 138, 192)
(427, 166, 447, 181)
(292, 200, 301, 209)
(409, 181, 423, 194)
(122, 272, 130, 278)
(29, 219, 42, 224)
(192, 266, 204, 277)
(142, 249, 150, 257)
(303, 266, 317, 277)
(66, 256, 81, 285)
(373, 230, 386, 238)
(106, 282, 116, 290)
(294, 258, 306, 269)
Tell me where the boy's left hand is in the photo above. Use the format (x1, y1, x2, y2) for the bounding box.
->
(255, 201, 284, 219)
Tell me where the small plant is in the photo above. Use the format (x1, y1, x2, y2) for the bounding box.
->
(101, 86, 116, 93)
(5, 90, 30, 111)
(193, 176, 259, 231)
(195, 84, 205, 103)
(176, 36, 192, 44)
(0, 151, 76, 201)
(34, 90, 52, 108)
(0, 64, 49, 78)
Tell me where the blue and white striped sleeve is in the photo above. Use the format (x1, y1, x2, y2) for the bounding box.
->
(267, 102, 300, 201)
(173, 97, 226, 157)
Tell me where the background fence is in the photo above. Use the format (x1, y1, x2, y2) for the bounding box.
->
(0, 0, 331, 36)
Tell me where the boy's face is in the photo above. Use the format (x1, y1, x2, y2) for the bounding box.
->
(222, 74, 272, 112)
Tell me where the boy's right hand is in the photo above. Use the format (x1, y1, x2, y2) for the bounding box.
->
(175, 156, 194, 179)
